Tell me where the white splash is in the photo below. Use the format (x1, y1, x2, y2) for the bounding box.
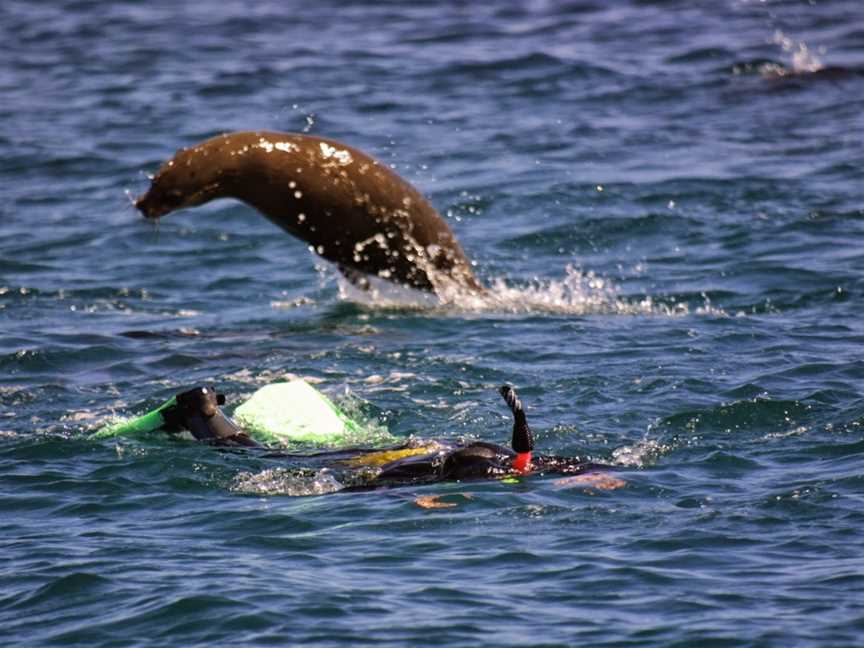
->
(333, 263, 726, 318)
(231, 467, 345, 496)
(771, 30, 825, 74)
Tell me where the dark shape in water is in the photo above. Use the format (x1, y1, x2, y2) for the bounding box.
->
(763, 64, 864, 83)
(152, 384, 610, 490)
(135, 131, 484, 295)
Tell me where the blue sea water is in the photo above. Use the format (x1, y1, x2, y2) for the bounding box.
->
(3, 0, 864, 645)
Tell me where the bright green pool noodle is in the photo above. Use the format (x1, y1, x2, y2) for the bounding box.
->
(233, 380, 364, 445)
(92, 380, 366, 445)
(91, 396, 177, 439)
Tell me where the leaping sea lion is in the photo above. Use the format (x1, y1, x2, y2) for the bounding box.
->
(135, 131, 484, 295)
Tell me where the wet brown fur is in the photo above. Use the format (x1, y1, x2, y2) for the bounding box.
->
(136, 131, 483, 294)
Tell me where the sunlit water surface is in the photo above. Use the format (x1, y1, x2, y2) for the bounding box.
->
(2, 1, 864, 646)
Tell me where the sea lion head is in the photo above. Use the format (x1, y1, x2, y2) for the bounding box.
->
(135, 144, 228, 220)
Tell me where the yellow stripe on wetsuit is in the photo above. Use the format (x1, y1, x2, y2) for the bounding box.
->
(339, 443, 444, 468)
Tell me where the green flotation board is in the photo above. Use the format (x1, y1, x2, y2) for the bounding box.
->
(91, 394, 179, 439)
(93, 379, 373, 446)
(233, 380, 366, 444)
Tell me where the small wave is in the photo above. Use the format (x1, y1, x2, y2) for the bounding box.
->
(654, 396, 815, 440)
(335, 264, 726, 318)
(667, 47, 734, 65)
(440, 52, 566, 75)
(7, 572, 113, 611)
(221, 368, 324, 386)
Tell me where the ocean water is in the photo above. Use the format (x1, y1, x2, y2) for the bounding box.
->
(3, 0, 864, 645)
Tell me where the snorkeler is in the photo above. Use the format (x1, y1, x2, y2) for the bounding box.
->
(137, 383, 611, 489)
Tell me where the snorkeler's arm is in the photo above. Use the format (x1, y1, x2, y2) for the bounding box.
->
(499, 385, 534, 472)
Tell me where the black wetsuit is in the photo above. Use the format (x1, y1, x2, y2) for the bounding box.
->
(164, 385, 609, 488)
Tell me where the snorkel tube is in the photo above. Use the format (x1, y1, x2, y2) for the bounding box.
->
(500, 385, 534, 473)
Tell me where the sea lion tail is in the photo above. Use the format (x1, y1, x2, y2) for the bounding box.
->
(499, 385, 534, 471)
